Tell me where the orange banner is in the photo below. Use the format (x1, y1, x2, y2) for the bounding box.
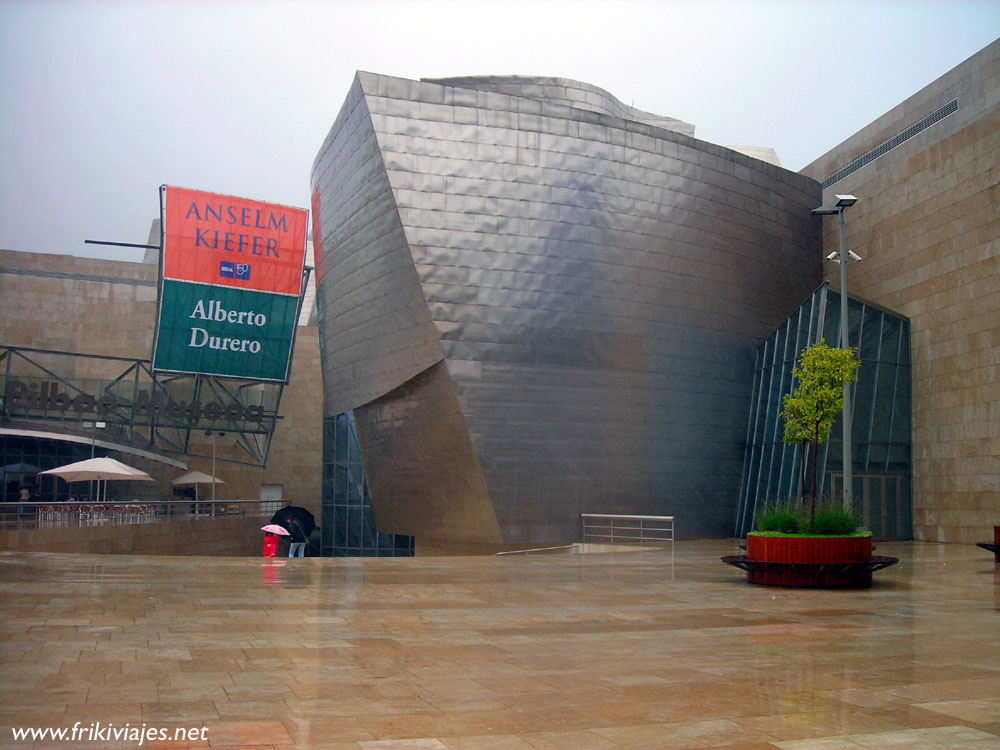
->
(162, 186, 307, 296)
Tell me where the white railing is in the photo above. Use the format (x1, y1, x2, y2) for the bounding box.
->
(494, 544, 578, 556)
(581, 513, 675, 553)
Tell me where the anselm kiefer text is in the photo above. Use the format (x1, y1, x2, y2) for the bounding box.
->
(184, 201, 288, 257)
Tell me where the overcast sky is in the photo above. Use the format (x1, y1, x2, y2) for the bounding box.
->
(1, 0, 997, 261)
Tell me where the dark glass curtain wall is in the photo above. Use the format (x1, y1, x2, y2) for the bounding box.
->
(321, 412, 414, 557)
(736, 283, 912, 539)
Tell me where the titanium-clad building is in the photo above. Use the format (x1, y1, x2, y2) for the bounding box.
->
(311, 73, 823, 547)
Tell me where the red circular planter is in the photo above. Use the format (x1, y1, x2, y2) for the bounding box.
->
(745, 534, 873, 588)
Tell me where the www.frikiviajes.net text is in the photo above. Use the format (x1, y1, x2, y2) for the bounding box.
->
(11, 722, 209, 745)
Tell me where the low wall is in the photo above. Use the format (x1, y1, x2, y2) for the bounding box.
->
(0, 514, 272, 556)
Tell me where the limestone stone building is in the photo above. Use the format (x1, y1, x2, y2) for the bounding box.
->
(0, 248, 323, 526)
(801, 39, 999, 543)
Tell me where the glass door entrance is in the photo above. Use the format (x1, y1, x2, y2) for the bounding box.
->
(830, 473, 910, 540)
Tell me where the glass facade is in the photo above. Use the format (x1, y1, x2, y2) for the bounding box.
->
(321, 412, 414, 557)
(736, 283, 912, 539)
(1, 436, 95, 503)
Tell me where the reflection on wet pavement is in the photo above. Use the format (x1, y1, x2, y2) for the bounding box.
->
(0, 540, 998, 749)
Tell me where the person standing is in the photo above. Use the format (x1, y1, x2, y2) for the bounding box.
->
(262, 532, 279, 557)
(286, 516, 307, 557)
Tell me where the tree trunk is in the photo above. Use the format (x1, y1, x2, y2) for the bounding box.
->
(799, 442, 806, 499)
(810, 422, 820, 521)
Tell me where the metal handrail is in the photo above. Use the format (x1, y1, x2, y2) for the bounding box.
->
(581, 513, 675, 553)
(494, 544, 578, 556)
(0, 498, 284, 528)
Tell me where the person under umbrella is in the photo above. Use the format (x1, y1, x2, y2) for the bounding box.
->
(269, 506, 316, 556)
(260, 524, 289, 557)
(284, 514, 308, 557)
(270, 506, 316, 535)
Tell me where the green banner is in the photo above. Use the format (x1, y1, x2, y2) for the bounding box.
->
(153, 280, 298, 380)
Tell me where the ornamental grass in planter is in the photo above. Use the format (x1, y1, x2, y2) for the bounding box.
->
(745, 500, 875, 588)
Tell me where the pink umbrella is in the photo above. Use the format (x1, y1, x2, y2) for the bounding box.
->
(260, 524, 290, 536)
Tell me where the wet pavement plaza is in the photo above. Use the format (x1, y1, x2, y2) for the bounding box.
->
(1, 540, 998, 749)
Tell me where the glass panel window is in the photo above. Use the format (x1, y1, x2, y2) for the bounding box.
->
(736, 284, 911, 539)
(321, 412, 413, 557)
(880, 316, 901, 362)
(333, 416, 349, 462)
(858, 306, 881, 361)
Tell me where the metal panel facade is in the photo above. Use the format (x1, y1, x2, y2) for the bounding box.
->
(311, 73, 823, 543)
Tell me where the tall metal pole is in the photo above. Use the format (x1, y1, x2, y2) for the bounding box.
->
(838, 208, 852, 511)
(211, 437, 216, 504)
(207, 431, 224, 516)
(211, 433, 217, 515)
(90, 422, 96, 502)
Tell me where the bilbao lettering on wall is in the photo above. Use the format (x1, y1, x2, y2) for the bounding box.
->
(153, 186, 307, 381)
(4, 379, 264, 424)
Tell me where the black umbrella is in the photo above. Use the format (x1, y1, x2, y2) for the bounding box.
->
(270, 505, 316, 537)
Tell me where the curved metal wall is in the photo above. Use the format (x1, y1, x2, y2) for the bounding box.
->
(311, 72, 822, 543)
(310, 76, 445, 416)
(423, 75, 696, 137)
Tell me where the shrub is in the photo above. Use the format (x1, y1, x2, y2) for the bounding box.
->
(807, 501, 861, 535)
(755, 503, 804, 534)
(754, 498, 864, 536)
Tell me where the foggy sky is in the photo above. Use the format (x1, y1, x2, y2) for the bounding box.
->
(1, 0, 997, 261)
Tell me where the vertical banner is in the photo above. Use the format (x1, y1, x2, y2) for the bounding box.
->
(152, 186, 308, 381)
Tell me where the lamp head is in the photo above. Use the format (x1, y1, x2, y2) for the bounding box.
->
(811, 194, 859, 215)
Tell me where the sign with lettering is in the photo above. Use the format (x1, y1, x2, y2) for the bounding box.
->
(161, 186, 308, 294)
(152, 186, 307, 381)
(4, 378, 268, 426)
(153, 280, 299, 380)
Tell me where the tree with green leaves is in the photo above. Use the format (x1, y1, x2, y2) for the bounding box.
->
(780, 339, 860, 518)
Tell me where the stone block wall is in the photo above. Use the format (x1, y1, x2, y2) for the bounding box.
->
(1, 250, 323, 525)
(0, 514, 271, 556)
(0, 250, 157, 367)
(801, 40, 999, 543)
(265, 325, 323, 519)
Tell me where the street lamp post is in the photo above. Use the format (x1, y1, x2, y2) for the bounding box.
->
(205, 431, 225, 515)
(88, 420, 105, 501)
(811, 194, 860, 511)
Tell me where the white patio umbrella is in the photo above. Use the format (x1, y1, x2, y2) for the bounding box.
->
(172, 470, 225, 504)
(40, 457, 153, 502)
